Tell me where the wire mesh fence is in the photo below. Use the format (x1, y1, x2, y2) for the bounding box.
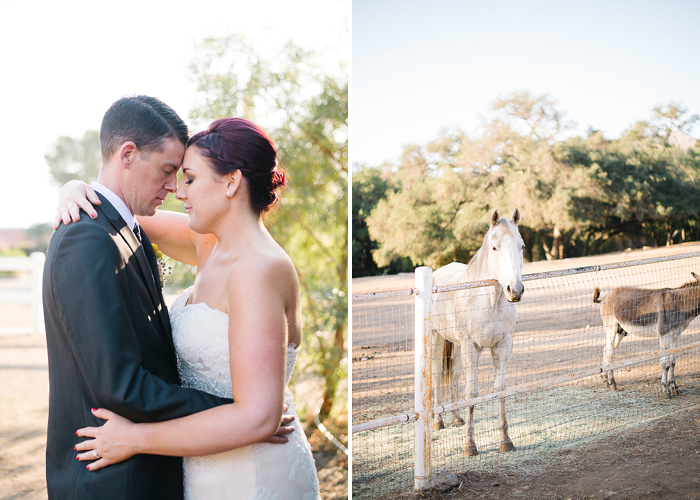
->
(351, 252, 700, 499)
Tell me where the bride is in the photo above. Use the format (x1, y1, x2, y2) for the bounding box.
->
(58, 117, 320, 499)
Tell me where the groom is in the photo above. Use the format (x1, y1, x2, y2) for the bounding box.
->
(43, 95, 290, 500)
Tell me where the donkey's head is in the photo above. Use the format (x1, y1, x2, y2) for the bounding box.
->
(486, 208, 525, 302)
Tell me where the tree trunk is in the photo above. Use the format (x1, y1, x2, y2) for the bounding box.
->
(318, 323, 346, 421)
(552, 227, 563, 260)
(537, 230, 555, 261)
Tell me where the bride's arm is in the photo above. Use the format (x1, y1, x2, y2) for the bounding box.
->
(136, 211, 216, 267)
(75, 256, 297, 468)
(54, 181, 216, 266)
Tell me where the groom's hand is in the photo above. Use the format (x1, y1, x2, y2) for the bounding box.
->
(266, 412, 296, 444)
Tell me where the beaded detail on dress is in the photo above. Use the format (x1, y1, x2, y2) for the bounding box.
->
(169, 287, 319, 500)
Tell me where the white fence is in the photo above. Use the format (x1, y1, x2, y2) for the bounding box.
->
(351, 252, 700, 498)
(0, 252, 45, 334)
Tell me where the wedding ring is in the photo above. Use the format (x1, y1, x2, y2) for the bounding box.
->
(92, 450, 100, 459)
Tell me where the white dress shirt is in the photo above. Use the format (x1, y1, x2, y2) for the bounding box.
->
(91, 182, 138, 232)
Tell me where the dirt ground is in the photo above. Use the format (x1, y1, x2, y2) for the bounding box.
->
(353, 243, 700, 500)
(384, 402, 700, 500)
(0, 328, 347, 499)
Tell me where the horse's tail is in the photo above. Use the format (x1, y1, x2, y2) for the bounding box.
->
(593, 287, 601, 303)
(441, 340, 454, 394)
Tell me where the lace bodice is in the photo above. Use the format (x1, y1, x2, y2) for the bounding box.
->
(170, 287, 299, 399)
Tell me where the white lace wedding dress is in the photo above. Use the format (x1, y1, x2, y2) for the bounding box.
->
(170, 287, 320, 500)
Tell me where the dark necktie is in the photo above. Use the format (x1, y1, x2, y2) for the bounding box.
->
(134, 223, 157, 284)
(133, 223, 142, 246)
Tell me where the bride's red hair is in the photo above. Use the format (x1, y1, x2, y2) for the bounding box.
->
(189, 118, 287, 213)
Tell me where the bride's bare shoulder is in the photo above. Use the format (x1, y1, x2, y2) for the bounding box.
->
(228, 242, 298, 295)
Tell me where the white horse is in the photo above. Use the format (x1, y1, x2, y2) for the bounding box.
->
(593, 272, 700, 398)
(431, 208, 524, 456)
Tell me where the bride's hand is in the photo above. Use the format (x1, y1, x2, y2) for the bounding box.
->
(75, 408, 138, 471)
(53, 180, 101, 229)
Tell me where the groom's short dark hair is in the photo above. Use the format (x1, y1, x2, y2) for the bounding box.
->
(100, 95, 189, 160)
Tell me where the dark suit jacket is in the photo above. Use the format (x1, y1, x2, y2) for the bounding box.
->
(43, 194, 230, 500)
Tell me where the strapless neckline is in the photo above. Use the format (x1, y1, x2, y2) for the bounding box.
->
(175, 287, 300, 352)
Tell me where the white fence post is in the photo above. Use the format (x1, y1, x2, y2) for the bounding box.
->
(30, 252, 45, 334)
(414, 266, 433, 490)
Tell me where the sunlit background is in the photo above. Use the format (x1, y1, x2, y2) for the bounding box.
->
(2, 0, 346, 228)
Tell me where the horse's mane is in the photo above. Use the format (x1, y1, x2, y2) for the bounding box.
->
(677, 280, 700, 290)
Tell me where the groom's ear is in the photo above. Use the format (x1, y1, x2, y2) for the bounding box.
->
(118, 142, 138, 169)
(226, 169, 244, 198)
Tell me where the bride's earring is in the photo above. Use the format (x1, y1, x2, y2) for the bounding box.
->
(226, 191, 232, 197)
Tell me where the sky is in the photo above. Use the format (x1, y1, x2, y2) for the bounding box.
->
(1, 0, 347, 228)
(353, 0, 700, 167)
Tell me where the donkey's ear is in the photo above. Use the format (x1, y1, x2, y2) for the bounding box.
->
(511, 207, 521, 226)
(491, 209, 500, 227)
(692, 272, 699, 282)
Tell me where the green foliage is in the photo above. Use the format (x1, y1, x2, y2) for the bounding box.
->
(359, 94, 700, 268)
(45, 130, 101, 186)
(0, 248, 27, 257)
(651, 101, 699, 143)
(352, 165, 413, 277)
(189, 35, 347, 421)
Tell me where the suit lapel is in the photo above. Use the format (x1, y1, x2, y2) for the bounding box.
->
(96, 194, 168, 333)
(141, 229, 173, 338)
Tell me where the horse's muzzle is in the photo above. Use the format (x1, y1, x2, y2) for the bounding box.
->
(506, 284, 524, 302)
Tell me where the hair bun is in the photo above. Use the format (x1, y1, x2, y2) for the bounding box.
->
(271, 167, 287, 190)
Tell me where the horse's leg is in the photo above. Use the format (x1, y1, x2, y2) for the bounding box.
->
(432, 330, 447, 430)
(463, 343, 480, 456)
(492, 336, 515, 453)
(659, 332, 672, 398)
(602, 318, 617, 390)
(450, 341, 465, 427)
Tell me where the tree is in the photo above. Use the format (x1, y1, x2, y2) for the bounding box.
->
(367, 93, 592, 265)
(362, 95, 700, 268)
(651, 101, 699, 143)
(491, 91, 572, 143)
(189, 35, 348, 421)
(45, 130, 101, 186)
(366, 133, 497, 269)
(576, 122, 700, 250)
(352, 165, 413, 277)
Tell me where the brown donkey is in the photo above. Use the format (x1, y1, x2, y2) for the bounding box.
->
(593, 272, 700, 397)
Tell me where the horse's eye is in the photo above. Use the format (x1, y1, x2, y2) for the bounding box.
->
(492, 246, 497, 251)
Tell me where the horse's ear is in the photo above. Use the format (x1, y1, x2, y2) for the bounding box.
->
(491, 209, 500, 227)
(511, 207, 521, 226)
(692, 272, 699, 282)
